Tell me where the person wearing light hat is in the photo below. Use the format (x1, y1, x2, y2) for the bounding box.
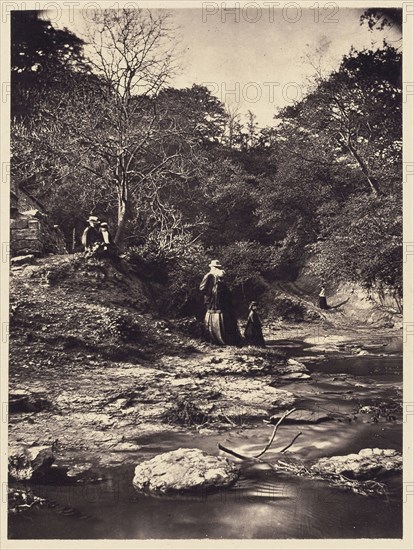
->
(81, 215, 101, 254)
(200, 260, 241, 346)
(199, 259, 225, 310)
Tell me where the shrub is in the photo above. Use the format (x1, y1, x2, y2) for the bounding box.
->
(101, 312, 141, 342)
(124, 230, 211, 316)
(161, 399, 209, 426)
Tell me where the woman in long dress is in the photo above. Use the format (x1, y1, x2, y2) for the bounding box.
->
(318, 286, 328, 309)
(199, 260, 241, 346)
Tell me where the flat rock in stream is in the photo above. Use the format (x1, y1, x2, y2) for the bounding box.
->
(271, 409, 332, 424)
(273, 359, 311, 380)
(298, 354, 326, 363)
(133, 448, 240, 495)
(210, 378, 296, 420)
(278, 372, 311, 380)
(286, 358, 309, 372)
(311, 448, 402, 480)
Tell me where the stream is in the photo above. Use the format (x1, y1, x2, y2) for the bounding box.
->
(8, 338, 403, 539)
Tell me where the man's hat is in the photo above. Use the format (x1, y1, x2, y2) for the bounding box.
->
(87, 215, 99, 223)
(100, 222, 108, 227)
(249, 301, 258, 308)
(209, 259, 222, 268)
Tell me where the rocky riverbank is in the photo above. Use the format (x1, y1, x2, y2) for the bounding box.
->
(8, 254, 403, 508)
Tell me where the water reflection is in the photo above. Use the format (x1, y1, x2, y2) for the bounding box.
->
(9, 466, 401, 539)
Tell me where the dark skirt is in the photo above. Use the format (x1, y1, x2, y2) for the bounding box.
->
(319, 296, 328, 309)
(244, 320, 266, 347)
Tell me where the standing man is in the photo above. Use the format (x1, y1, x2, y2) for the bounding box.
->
(81, 215, 101, 255)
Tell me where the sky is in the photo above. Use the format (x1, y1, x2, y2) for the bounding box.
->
(52, 7, 402, 127)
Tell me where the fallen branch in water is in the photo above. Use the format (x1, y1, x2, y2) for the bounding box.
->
(217, 444, 252, 460)
(280, 432, 303, 453)
(218, 409, 389, 498)
(218, 408, 301, 460)
(254, 408, 296, 458)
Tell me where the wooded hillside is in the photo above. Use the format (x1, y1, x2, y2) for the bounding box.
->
(11, 9, 402, 314)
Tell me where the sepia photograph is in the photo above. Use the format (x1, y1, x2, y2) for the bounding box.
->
(0, 0, 412, 545)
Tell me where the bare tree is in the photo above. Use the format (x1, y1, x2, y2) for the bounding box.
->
(245, 109, 259, 150)
(223, 103, 242, 149)
(76, 8, 179, 245)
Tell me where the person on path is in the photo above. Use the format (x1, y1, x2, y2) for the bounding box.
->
(81, 215, 101, 255)
(319, 285, 328, 310)
(199, 260, 241, 346)
(244, 301, 265, 347)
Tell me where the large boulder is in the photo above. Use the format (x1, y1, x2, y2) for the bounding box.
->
(9, 445, 55, 481)
(133, 448, 240, 495)
(311, 448, 402, 480)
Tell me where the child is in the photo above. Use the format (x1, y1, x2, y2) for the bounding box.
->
(244, 301, 265, 347)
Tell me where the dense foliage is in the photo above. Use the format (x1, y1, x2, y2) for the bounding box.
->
(11, 10, 402, 314)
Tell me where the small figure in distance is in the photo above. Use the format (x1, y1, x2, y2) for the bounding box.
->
(244, 301, 266, 347)
(81, 215, 101, 256)
(318, 284, 328, 310)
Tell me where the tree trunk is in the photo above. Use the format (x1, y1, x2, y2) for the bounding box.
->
(115, 197, 128, 248)
(346, 140, 381, 196)
(114, 154, 129, 248)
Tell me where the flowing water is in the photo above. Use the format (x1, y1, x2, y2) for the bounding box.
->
(9, 341, 403, 539)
